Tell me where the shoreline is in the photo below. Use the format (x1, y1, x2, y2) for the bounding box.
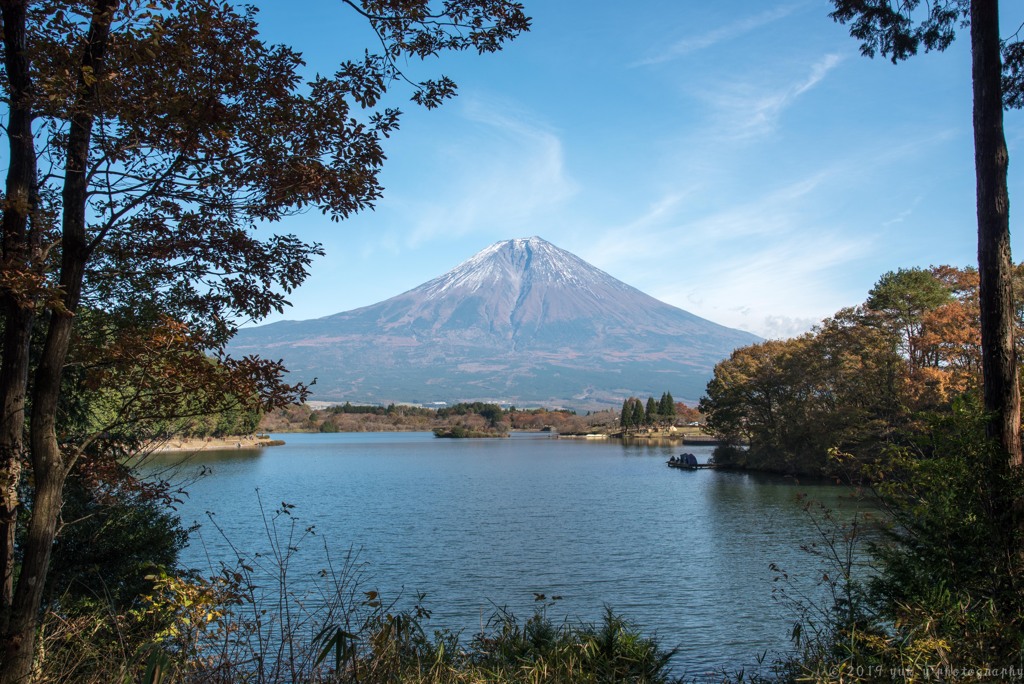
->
(151, 435, 284, 453)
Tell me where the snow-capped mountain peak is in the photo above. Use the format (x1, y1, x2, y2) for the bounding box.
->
(231, 236, 760, 408)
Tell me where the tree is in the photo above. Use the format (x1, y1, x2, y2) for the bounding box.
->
(914, 265, 984, 401)
(865, 267, 953, 369)
(829, 0, 1024, 465)
(619, 397, 645, 431)
(478, 403, 505, 428)
(701, 341, 781, 454)
(630, 398, 646, 429)
(644, 397, 658, 425)
(700, 307, 908, 476)
(0, 1, 528, 679)
(620, 397, 638, 429)
(675, 401, 702, 425)
(658, 392, 676, 422)
(43, 453, 188, 615)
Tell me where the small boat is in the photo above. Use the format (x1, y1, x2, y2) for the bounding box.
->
(667, 453, 710, 470)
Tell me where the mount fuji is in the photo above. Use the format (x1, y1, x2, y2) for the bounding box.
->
(230, 237, 760, 409)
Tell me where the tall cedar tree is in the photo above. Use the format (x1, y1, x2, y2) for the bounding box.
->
(658, 391, 675, 420)
(829, 1, 1024, 465)
(645, 397, 658, 425)
(0, 1, 528, 679)
(631, 398, 646, 428)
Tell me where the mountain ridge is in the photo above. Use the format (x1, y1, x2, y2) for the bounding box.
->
(231, 237, 760, 409)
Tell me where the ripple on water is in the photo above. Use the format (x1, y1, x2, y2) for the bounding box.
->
(142, 432, 872, 675)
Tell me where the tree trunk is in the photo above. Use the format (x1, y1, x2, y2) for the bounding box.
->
(0, 466, 63, 681)
(0, 0, 38, 631)
(971, 0, 1021, 467)
(0, 2, 117, 680)
(0, 306, 34, 631)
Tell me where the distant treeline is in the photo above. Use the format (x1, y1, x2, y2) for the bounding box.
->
(326, 401, 435, 417)
(260, 402, 632, 435)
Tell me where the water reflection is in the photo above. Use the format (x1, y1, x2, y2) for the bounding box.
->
(143, 447, 264, 465)
(617, 436, 689, 450)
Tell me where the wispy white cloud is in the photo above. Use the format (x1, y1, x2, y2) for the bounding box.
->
(575, 160, 878, 339)
(584, 171, 831, 270)
(636, 4, 803, 66)
(652, 231, 875, 337)
(881, 197, 923, 227)
(701, 53, 845, 141)
(686, 173, 830, 242)
(760, 315, 823, 339)
(795, 53, 845, 95)
(576, 192, 693, 267)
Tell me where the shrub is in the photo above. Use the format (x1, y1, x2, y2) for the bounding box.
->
(784, 397, 1024, 682)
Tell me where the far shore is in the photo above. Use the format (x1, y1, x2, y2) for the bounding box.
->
(152, 435, 284, 453)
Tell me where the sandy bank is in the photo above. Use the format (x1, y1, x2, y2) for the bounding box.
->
(152, 435, 283, 453)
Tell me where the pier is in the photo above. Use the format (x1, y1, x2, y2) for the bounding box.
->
(667, 459, 719, 470)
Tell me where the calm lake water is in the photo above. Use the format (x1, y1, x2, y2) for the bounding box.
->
(143, 431, 872, 677)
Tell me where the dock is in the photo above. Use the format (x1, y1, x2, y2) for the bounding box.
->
(667, 460, 718, 470)
(680, 434, 724, 445)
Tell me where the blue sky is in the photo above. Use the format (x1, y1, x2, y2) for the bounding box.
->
(251, 1, 1024, 339)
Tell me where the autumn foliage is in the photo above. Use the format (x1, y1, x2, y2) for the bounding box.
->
(700, 265, 1019, 477)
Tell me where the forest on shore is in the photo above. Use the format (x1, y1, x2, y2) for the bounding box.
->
(700, 265, 1017, 478)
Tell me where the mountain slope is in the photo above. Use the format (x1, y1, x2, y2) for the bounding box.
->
(231, 237, 760, 408)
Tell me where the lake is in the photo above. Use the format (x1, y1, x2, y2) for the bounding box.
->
(143, 431, 872, 678)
